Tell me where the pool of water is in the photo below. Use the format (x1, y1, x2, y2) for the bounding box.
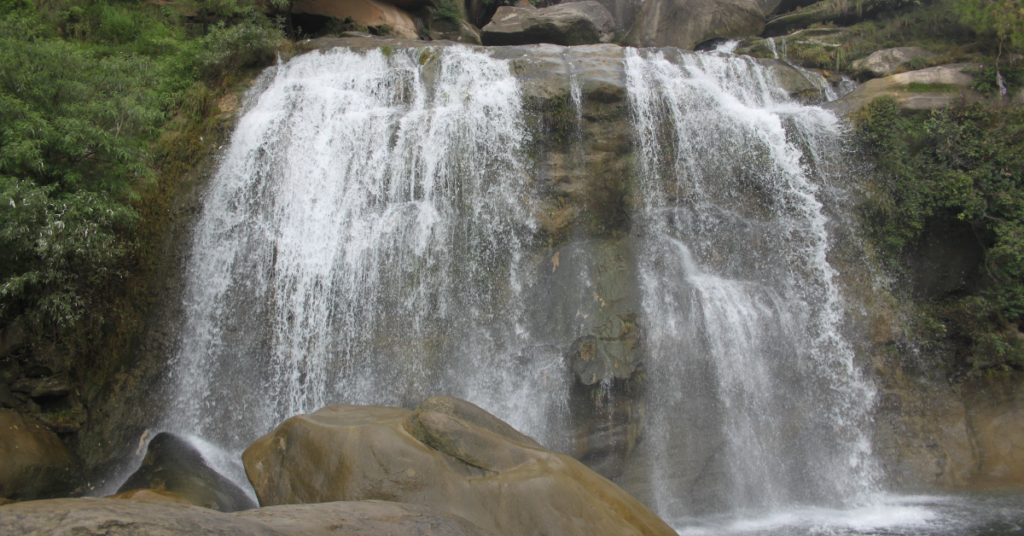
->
(671, 493, 1024, 536)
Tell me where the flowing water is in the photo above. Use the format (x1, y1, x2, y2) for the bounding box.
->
(159, 43, 1019, 533)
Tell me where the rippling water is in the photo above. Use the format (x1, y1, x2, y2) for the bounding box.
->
(672, 493, 1024, 536)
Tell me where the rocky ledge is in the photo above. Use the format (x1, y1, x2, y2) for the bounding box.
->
(2, 397, 677, 536)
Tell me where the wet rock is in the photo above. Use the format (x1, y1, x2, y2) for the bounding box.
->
(236, 500, 493, 536)
(11, 375, 72, 398)
(851, 46, 936, 78)
(591, 0, 643, 33)
(429, 19, 483, 44)
(963, 371, 1024, 486)
(291, 0, 420, 39)
(481, 2, 615, 46)
(108, 488, 197, 505)
(0, 409, 81, 500)
(0, 498, 286, 536)
(824, 63, 980, 116)
(118, 432, 256, 512)
(408, 395, 543, 449)
(1, 497, 492, 536)
(243, 401, 676, 536)
(625, 0, 765, 50)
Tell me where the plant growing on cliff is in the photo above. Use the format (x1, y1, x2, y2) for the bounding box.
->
(0, 0, 282, 362)
(860, 95, 1024, 368)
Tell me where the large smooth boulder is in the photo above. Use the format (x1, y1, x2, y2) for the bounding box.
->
(0, 409, 80, 501)
(481, 2, 615, 46)
(291, 0, 420, 39)
(824, 63, 979, 116)
(116, 432, 256, 512)
(243, 399, 676, 536)
(0, 497, 488, 536)
(624, 0, 765, 50)
(851, 46, 936, 78)
(0, 498, 285, 536)
(237, 500, 492, 536)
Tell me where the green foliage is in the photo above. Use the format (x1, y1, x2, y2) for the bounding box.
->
(0, 0, 282, 363)
(966, 62, 1024, 93)
(860, 96, 1024, 367)
(955, 0, 1024, 52)
(432, 0, 463, 23)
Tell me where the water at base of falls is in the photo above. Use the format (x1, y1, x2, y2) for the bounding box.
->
(157, 42, 998, 532)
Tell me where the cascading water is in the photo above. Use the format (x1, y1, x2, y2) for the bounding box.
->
(165, 45, 568, 453)
(623, 48, 877, 518)
(162, 41, 889, 529)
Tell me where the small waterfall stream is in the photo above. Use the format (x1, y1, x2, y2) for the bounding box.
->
(164, 42, 883, 525)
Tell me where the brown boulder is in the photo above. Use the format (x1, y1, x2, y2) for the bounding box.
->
(0, 498, 286, 536)
(624, 0, 765, 50)
(243, 401, 676, 536)
(291, 0, 420, 39)
(481, 2, 615, 46)
(0, 497, 491, 536)
(823, 63, 979, 116)
(236, 500, 492, 536)
(0, 409, 80, 501)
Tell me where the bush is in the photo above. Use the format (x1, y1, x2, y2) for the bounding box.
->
(860, 96, 1024, 368)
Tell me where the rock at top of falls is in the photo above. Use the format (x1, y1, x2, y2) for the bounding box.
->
(162, 39, 879, 522)
(242, 399, 678, 536)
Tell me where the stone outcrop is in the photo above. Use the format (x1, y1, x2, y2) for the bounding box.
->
(963, 372, 1024, 487)
(851, 46, 936, 78)
(481, 2, 615, 46)
(0, 409, 81, 501)
(237, 500, 492, 536)
(291, 0, 420, 39)
(591, 0, 644, 33)
(0, 497, 489, 536)
(824, 63, 980, 116)
(624, 0, 765, 50)
(116, 432, 257, 512)
(243, 399, 677, 536)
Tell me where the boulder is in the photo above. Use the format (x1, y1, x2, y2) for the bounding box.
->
(851, 46, 936, 78)
(591, 0, 643, 33)
(236, 500, 492, 536)
(0, 409, 80, 501)
(429, 19, 483, 44)
(0, 498, 284, 536)
(243, 401, 677, 536)
(117, 432, 256, 512)
(624, 0, 765, 50)
(481, 2, 615, 46)
(824, 63, 979, 116)
(0, 497, 490, 536)
(291, 0, 420, 39)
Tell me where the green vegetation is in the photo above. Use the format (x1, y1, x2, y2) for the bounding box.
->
(0, 0, 282, 366)
(859, 95, 1024, 370)
(431, 0, 463, 23)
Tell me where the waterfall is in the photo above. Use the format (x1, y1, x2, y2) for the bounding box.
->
(165, 45, 568, 451)
(623, 49, 877, 517)
(163, 42, 879, 521)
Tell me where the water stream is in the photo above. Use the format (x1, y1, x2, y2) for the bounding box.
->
(158, 43, 1018, 533)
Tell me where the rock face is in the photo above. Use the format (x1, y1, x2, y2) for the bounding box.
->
(851, 46, 936, 78)
(237, 501, 492, 536)
(0, 498, 285, 536)
(117, 432, 257, 512)
(824, 63, 979, 116)
(963, 372, 1024, 486)
(291, 0, 420, 39)
(0, 409, 80, 501)
(481, 2, 615, 46)
(243, 400, 677, 536)
(624, 0, 765, 50)
(1, 497, 489, 536)
(591, 0, 644, 33)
